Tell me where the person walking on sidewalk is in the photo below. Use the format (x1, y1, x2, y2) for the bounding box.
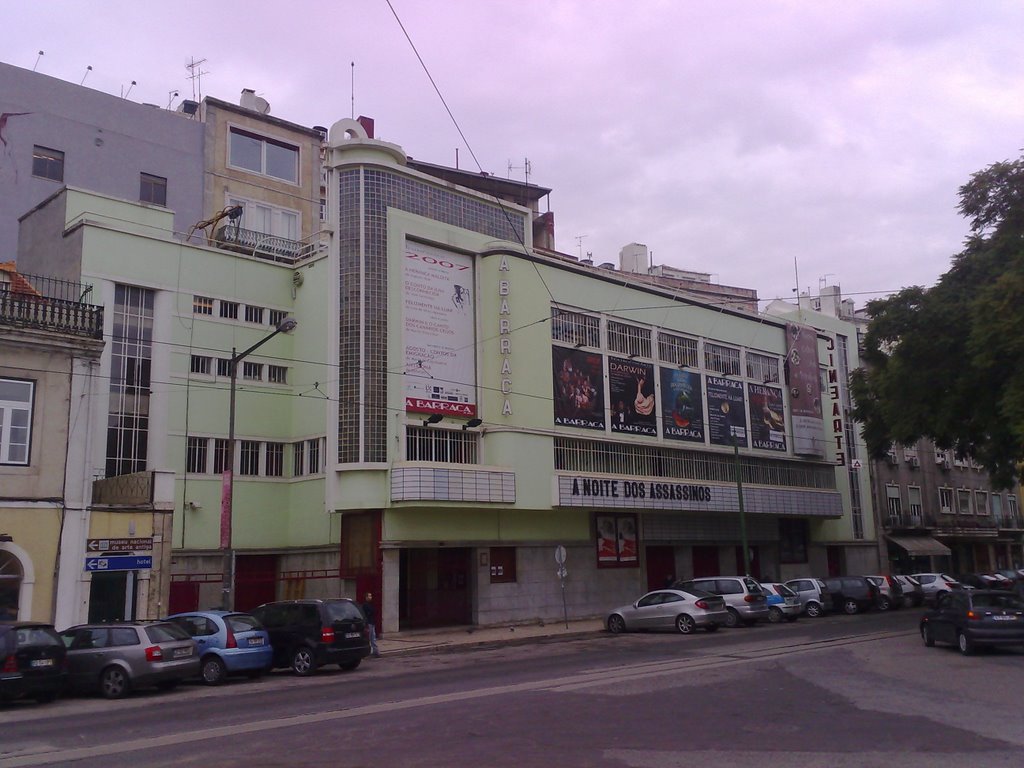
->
(362, 592, 380, 657)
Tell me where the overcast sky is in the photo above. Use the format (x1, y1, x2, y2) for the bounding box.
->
(6, 1, 1023, 309)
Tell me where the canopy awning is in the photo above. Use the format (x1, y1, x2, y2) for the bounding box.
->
(886, 535, 951, 557)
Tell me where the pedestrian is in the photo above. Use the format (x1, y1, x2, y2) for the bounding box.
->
(362, 591, 380, 657)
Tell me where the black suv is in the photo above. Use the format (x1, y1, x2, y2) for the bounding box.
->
(822, 576, 879, 615)
(249, 599, 369, 676)
(0, 622, 67, 704)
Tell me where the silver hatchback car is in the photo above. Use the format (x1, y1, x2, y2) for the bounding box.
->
(61, 621, 200, 699)
(674, 576, 770, 627)
(784, 577, 832, 617)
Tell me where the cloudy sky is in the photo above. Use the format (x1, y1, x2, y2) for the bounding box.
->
(6, 1, 1023, 309)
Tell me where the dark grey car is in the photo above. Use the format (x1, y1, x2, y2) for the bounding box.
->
(61, 621, 199, 699)
(250, 598, 370, 675)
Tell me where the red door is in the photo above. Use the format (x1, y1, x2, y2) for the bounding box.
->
(645, 546, 676, 590)
(234, 554, 278, 611)
(826, 546, 844, 577)
(168, 581, 199, 614)
(692, 546, 720, 578)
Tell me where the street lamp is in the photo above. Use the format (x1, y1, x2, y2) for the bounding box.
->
(720, 371, 751, 577)
(221, 316, 298, 610)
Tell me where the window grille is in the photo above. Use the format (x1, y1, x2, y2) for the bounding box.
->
(607, 320, 652, 358)
(268, 365, 287, 384)
(193, 296, 213, 315)
(239, 440, 260, 476)
(406, 426, 479, 464)
(746, 351, 780, 383)
(657, 332, 698, 368)
(186, 437, 208, 473)
(245, 305, 265, 324)
(265, 442, 284, 477)
(704, 343, 740, 376)
(550, 308, 600, 348)
(219, 301, 239, 320)
(190, 355, 211, 375)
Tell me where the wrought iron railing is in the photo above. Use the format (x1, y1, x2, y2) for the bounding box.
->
(214, 225, 328, 265)
(0, 290, 103, 339)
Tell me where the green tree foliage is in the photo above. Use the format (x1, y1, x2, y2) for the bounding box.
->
(851, 155, 1024, 489)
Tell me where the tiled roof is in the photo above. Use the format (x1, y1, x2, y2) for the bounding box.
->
(0, 261, 42, 297)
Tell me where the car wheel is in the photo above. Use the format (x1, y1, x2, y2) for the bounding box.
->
(877, 596, 891, 612)
(675, 614, 696, 634)
(805, 601, 822, 618)
(957, 631, 974, 656)
(607, 614, 627, 634)
(290, 647, 317, 676)
(99, 666, 131, 699)
(724, 608, 741, 628)
(922, 624, 935, 647)
(705, 624, 720, 633)
(768, 607, 784, 624)
(339, 658, 361, 671)
(843, 599, 860, 615)
(201, 655, 228, 686)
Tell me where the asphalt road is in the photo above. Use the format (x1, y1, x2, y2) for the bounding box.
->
(2, 608, 1023, 767)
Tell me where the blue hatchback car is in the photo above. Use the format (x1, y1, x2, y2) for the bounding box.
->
(165, 611, 273, 685)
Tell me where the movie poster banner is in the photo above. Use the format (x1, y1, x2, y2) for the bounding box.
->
(786, 322, 825, 457)
(747, 383, 787, 452)
(706, 375, 748, 447)
(660, 368, 705, 443)
(608, 357, 657, 436)
(552, 346, 606, 430)
(596, 515, 618, 563)
(616, 515, 638, 563)
(403, 241, 477, 416)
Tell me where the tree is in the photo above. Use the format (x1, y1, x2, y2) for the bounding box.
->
(850, 155, 1024, 489)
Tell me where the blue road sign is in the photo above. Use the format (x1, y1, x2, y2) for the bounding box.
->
(84, 555, 153, 572)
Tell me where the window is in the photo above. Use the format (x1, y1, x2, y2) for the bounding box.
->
(32, 146, 64, 181)
(658, 332, 698, 368)
(778, 518, 808, 564)
(489, 547, 517, 583)
(908, 486, 923, 518)
(406, 427, 479, 464)
(957, 488, 973, 515)
(308, 438, 321, 473)
(219, 301, 239, 320)
(105, 285, 153, 477)
(186, 437, 208, 473)
(975, 490, 989, 516)
(1009, 495, 1019, 520)
(228, 127, 299, 183)
(245, 305, 264, 324)
(242, 362, 262, 381)
(268, 365, 287, 384)
(269, 309, 288, 328)
(193, 296, 213, 315)
(746, 352, 780, 384)
(239, 440, 260, 476)
(139, 173, 167, 206)
(0, 378, 34, 465)
(293, 442, 305, 476)
(595, 513, 638, 568)
(886, 486, 902, 518)
(939, 487, 954, 514)
(992, 493, 1004, 523)
(213, 439, 230, 474)
(265, 442, 284, 477)
(217, 359, 232, 378)
(704, 343, 740, 376)
(550, 308, 600, 348)
(607, 321, 651, 358)
(190, 355, 211, 375)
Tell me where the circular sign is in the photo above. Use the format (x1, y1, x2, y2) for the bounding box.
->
(554, 545, 567, 565)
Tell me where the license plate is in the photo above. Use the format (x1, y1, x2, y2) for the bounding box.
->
(172, 647, 192, 658)
(30, 658, 54, 668)
(248, 637, 265, 646)
(992, 615, 1017, 621)
(344, 632, 361, 639)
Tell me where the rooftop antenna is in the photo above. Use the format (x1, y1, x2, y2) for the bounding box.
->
(33, 51, 44, 72)
(167, 90, 180, 109)
(575, 234, 587, 260)
(507, 157, 531, 184)
(122, 80, 137, 99)
(350, 61, 355, 119)
(819, 273, 835, 290)
(185, 57, 208, 102)
(80, 65, 92, 86)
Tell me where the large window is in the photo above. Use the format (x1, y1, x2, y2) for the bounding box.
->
(186, 437, 208, 474)
(105, 285, 153, 477)
(908, 486, 923, 519)
(406, 427, 478, 464)
(0, 378, 34, 465)
(139, 173, 167, 206)
(886, 486, 902, 518)
(228, 128, 299, 183)
(550, 308, 600, 348)
(265, 442, 284, 477)
(607, 321, 651, 358)
(658, 332, 698, 368)
(239, 441, 260, 476)
(746, 352, 780, 384)
(704, 343, 740, 376)
(957, 488, 973, 515)
(939, 487, 954, 514)
(32, 146, 64, 181)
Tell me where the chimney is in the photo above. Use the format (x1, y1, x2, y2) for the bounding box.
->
(240, 88, 257, 110)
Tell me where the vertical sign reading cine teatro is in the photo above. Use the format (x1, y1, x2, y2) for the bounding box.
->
(403, 241, 477, 416)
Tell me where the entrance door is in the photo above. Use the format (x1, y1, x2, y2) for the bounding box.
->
(645, 546, 676, 590)
(234, 554, 278, 611)
(692, 546, 720, 578)
(400, 548, 471, 629)
(88, 571, 131, 622)
(826, 545, 844, 577)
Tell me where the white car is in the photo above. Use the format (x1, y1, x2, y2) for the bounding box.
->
(760, 583, 802, 623)
(607, 588, 729, 635)
(911, 573, 962, 606)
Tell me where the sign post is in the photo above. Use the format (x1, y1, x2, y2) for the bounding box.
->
(554, 545, 569, 629)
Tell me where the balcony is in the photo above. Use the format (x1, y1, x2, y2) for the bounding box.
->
(0, 277, 103, 339)
(215, 225, 327, 265)
(933, 514, 1000, 538)
(886, 512, 925, 530)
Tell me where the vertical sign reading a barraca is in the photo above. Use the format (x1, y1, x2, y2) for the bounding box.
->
(403, 241, 477, 417)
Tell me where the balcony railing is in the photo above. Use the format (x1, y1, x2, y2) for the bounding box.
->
(0, 290, 103, 339)
(214, 224, 328, 266)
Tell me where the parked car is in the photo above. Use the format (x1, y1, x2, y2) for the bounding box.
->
(822, 576, 879, 615)
(606, 588, 728, 635)
(673, 577, 770, 628)
(60, 621, 199, 699)
(957, 573, 1005, 591)
(0, 622, 67, 704)
(920, 589, 1024, 655)
(893, 575, 925, 608)
(760, 583, 801, 623)
(165, 611, 273, 685)
(784, 578, 832, 618)
(912, 573, 962, 606)
(865, 575, 903, 611)
(249, 599, 370, 676)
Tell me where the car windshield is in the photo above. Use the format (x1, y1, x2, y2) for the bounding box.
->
(324, 601, 363, 623)
(775, 584, 796, 597)
(742, 578, 763, 593)
(226, 613, 264, 632)
(971, 594, 1024, 610)
(15, 627, 62, 647)
(684, 588, 716, 600)
(145, 623, 191, 642)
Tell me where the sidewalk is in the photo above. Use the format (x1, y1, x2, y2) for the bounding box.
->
(376, 617, 606, 657)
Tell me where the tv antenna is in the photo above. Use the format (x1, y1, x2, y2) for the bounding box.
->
(507, 157, 531, 184)
(186, 57, 209, 102)
(575, 234, 587, 260)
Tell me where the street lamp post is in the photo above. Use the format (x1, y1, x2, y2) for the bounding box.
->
(732, 434, 751, 577)
(221, 317, 298, 610)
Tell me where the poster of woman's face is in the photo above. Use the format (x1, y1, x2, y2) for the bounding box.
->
(552, 347, 606, 430)
(608, 358, 657, 436)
